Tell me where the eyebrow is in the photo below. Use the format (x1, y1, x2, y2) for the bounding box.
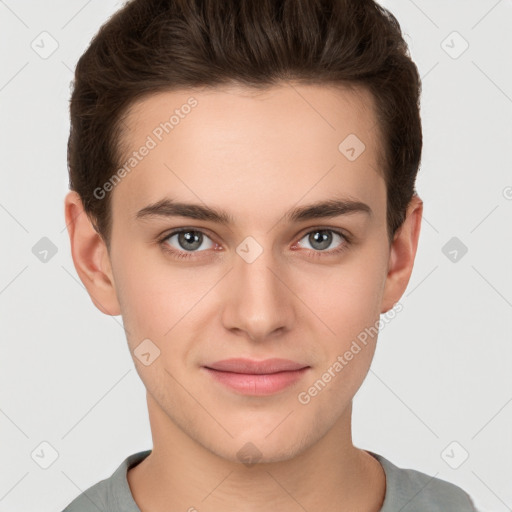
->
(135, 197, 372, 224)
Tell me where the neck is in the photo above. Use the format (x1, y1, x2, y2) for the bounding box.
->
(128, 394, 386, 512)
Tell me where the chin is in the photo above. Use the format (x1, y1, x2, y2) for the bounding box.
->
(205, 430, 313, 466)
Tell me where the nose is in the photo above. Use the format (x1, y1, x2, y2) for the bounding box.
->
(220, 239, 296, 343)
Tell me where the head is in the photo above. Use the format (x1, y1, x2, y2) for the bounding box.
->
(65, 0, 423, 463)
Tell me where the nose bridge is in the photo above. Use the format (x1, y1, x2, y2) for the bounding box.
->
(221, 235, 293, 340)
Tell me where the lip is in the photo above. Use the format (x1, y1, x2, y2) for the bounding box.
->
(205, 358, 308, 374)
(202, 358, 310, 396)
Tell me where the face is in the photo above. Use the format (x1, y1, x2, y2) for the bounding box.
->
(70, 82, 420, 464)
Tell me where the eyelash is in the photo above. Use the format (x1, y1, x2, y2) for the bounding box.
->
(157, 227, 352, 261)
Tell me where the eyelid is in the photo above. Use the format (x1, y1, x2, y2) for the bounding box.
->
(160, 226, 349, 243)
(159, 227, 218, 250)
(296, 225, 351, 241)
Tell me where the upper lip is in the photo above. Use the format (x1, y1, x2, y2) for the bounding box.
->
(204, 358, 309, 374)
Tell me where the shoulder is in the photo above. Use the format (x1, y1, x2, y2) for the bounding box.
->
(368, 451, 478, 512)
(61, 479, 110, 512)
(60, 450, 152, 512)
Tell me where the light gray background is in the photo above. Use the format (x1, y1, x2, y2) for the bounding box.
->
(1, 1, 511, 511)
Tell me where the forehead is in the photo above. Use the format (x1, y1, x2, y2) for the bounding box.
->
(121, 82, 380, 152)
(112, 82, 385, 224)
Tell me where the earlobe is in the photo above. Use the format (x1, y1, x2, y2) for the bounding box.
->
(380, 194, 423, 314)
(64, 190, 121, 316)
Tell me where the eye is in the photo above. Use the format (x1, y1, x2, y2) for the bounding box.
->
(161, 229, 216, 257)
(295, 228, 348, 255)
(158, 227, 351, 261)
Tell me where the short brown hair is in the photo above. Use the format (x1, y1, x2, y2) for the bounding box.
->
(67, 0, 422, 249)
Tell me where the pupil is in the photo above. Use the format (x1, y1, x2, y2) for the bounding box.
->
(180, 231, 201, 250)
(311, 230, 331, 250)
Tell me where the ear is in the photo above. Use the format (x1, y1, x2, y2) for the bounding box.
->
(64, 190, 121, 316)
(380, 194, 423, 313)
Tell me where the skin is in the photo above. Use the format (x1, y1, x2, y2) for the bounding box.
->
(64, 82, 422, 512)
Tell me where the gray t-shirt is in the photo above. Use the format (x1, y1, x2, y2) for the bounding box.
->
(61, 449, 478, 511)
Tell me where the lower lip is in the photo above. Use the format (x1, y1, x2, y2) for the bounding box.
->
(202, 367, 309, 396)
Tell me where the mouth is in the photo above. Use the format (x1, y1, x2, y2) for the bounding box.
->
(201, 358, 310, 396)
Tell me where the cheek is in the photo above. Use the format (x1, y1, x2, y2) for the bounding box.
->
(111, 246, 171, 342)
(296, 263, 385, 414)
(113, 229, 387, 350)
(298, 255, 386, 345)
(113, 249, 218, 349)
